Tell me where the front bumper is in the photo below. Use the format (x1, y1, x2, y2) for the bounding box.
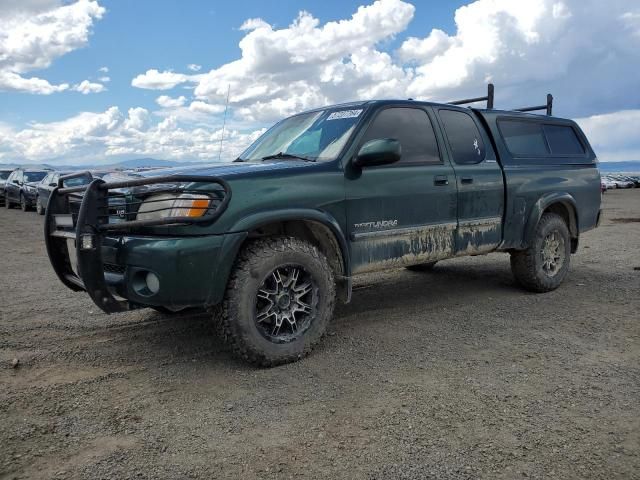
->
(44, 174, 235, 313)
(99, 232, 246, 310)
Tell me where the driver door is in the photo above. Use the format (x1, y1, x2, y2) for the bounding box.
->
(345, 106, 458, 274)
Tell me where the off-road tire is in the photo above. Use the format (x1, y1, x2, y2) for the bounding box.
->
(406, 261, 438, 272)
(36, 196, 45, 215)
(510, 213, 571, 292)
(215, 237, 335, 367)
(4, 197, 11, 209)
(20, 194, 29, 212)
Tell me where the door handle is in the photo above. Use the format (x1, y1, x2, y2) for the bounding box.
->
(461, 177, 474, 184)
(434, 175, 449, 186)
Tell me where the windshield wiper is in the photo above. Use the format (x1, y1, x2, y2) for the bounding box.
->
(261, 152, 316, 162)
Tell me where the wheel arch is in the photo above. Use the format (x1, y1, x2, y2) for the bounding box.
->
(524, 193, 579, 252)
(229, 209, 352, 302)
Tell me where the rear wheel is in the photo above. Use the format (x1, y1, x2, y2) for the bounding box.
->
(215, 237, 335, 367)
(4, 197, 11, 209)
(510, 213, 571, 292)
(36, 196, 45, 215)
(406, 261, 438, 272)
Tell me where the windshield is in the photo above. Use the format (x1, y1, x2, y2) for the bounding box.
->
(238, 107, 366, 162)
(24, 171, 47, 182)
(0, 171, 10, 180)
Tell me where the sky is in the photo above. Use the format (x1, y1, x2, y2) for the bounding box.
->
(0, 0, 639, 165)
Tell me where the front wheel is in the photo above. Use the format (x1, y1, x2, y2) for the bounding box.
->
(510, 213, 571, 292)
(215, 237, 335, 366)
(20, 194, 28, 212)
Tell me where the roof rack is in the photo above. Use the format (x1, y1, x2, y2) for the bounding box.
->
(514, 93, 553, 116)
(449, 83, 494, 109)
(448, 83, 554, 115)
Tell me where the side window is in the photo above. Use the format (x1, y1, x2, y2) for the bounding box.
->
(498, 120, 549, 156)
(439, 110, 486, 164)
(543, 125, 584, 155)
(360, 107, 440, 164)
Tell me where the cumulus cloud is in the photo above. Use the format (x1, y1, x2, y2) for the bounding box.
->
(131, 69, 195, 90)
(129, 0, 640, 125)
(72, 80, 106, 94)
(0, 0, 105, 94)
(187, 64, 202, 72)
(156, 95, 187, 108)
(0, 107, 265, 164)
(576, 110, 640, 161)
(4, 0, 640, 163)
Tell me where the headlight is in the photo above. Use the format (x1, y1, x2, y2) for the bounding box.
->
(136, 193, 211, 221)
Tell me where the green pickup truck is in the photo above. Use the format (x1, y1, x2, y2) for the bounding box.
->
(45, 85, 602, 366)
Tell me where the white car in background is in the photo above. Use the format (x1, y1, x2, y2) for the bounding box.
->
(601, 177, 618, 189)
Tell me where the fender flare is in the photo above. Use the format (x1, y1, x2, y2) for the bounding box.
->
(229, 208, 351, 277)
(523, 192, 578, 247)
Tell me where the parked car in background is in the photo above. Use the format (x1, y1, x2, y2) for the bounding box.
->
(4, 168, 49, 211)
(618, 174, 640, 187)
(601, 177, 617, 190)
(608, 175, 635, 189)
(36, 171, 93, 215)
(0, 169, 12, 205)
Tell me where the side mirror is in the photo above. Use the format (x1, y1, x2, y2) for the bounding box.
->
(49, 182, 57, 187)
(353, 138, 401, 168)
(12, 179, 20, 185)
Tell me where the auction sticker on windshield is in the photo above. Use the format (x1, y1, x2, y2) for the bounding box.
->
(327, 109, 363, 120)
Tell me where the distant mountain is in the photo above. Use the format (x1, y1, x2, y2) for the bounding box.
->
(0, 158, 210, 171)
(597, 161, 640, 173)
(109, 158, 200, 169)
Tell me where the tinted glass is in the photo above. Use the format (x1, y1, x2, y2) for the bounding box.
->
(439, 110, 486, 164)
(361, 107, 440, 164)
(543, 125, 584, 155)
(23, 171, 47, 182)
(63, 175, 91, 187)
(0, 171, 10, 180)
(499, 120, 549, 156)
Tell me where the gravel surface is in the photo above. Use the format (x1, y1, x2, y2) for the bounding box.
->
(1, 190, 639, 480)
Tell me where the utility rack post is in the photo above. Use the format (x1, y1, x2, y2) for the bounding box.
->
(449, 83, 494, 109)
(515, 93, 553, 116)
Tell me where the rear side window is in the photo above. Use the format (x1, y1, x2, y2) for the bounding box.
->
(543, 125, 584, 155)
(361, 107, 440, 164)
(439, 110, 486, 164)
(499, 120, 548, 156)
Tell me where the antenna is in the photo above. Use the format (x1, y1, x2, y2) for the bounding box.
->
(218, 84, 231, 161)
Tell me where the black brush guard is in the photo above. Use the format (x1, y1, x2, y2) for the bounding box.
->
(44, 173, 231, 313)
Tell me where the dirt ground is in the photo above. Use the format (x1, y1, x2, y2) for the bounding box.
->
(1, 189, 639, 480)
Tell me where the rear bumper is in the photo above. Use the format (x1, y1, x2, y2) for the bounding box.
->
(100, 232, 246, 310)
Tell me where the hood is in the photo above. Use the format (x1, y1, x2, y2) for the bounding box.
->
(136, 160, 313, 179)
(25, 181, 40, 187)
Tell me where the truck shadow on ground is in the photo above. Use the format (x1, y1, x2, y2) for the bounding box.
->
(96, 261, 519, 367)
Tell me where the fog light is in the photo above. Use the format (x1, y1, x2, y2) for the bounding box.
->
(145, 272, 160, 294)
